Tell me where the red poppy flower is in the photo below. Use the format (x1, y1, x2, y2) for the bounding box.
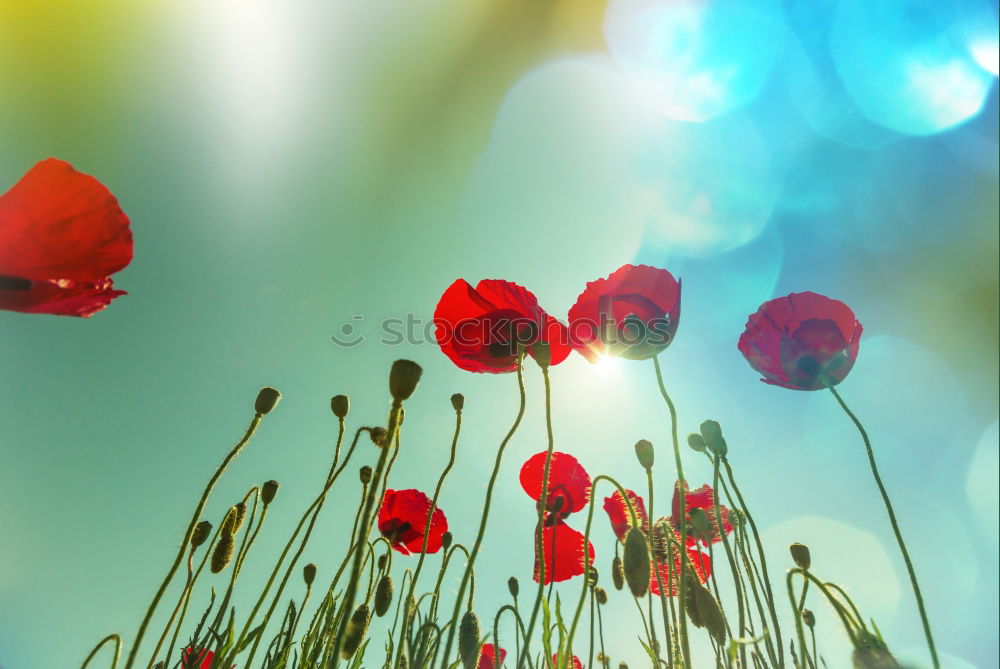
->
(533, 518, 595, 584)
(738, 291, 862, 391)
(181, 646, 234, 669)
(434, 278, 571, 373)
(649, 547, 712, 597)
(520, 452, 592, 517)
(0, 158, 132, 317)
(552, 654, 584, 669)
(671, 482, 733, 547)
(568, 264, 681, 363)
(479, 643, 506, 669)
(378, 489, 448, 555)
(602, 488, 648, 541)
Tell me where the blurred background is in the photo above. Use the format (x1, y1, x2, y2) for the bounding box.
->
(0, 0, 996, 666)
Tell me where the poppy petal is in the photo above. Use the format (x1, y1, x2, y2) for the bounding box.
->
(0, 277, 125, 317)
(478, 643, 506, 669)
(670, 482, 733, 547)
(533, 519, 594, 584)
(520, 452, 592, 515)
(602, 489, 648, 541)
(0, 158, 132, 282)
(650, 548, 712, 596)
(552, 653, 584, 669)
(378, 489, 448, 555)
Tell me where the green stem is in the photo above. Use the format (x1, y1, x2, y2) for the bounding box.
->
(82, 634, 122, 669)
(124, 413, 263, 669)
(652, 355, 690, 666)
(828, 385, 939, 669)
(439, 354, 526, 668)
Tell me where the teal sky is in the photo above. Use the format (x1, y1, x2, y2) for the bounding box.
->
(0, 2, 997, 668)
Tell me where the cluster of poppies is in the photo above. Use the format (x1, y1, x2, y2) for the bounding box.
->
(434, 264, 863, 393)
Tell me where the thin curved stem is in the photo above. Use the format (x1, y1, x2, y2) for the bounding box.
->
(82, 634, 122, 669)
(440, 355, 526, 668)
(828, 385, 939, 669)
(125, 412, 263, 669)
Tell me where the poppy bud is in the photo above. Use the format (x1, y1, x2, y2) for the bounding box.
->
(687, 433, 707, 452)
(458, 610, 481, 669)
(211, 532, 234, 573)
(802, 609, 815, 628)
(620, 664, 629, 669)
(190, 521, 212, 549)
(220, 505, 240, 535)
(441, 532, 453, 551)
(359, 466, 373, 484)
(330, 394, 350, 419)
(730, 508, 746, 529)
(303, 563, 317, 586)
(389, 359, 423, 402)
(623, 528, 650, 598)
(261, 480, 280, 506)
(232, 502, 247, 534)
(595, 586, 608, 605)
(685, 581, 726, 645)
(399, 654, 409, 669)
(451, 393, 464, 412)
(508, 576, 519, 599)
(612, 556, 624, 591)
(588, 566, 599, 586)
(254, 387, 281, 415)
(699, 420, 727, 457)
(405, 594, 417, 625)
(790, 542, 811, 570)
(369, 427, 388, 448)
(340, 604, 371, 659)
(689, 508, 711, 540)
(532, 341, 552, 368)
(374, 574, 394, 617)
(634, 439, 654, 470)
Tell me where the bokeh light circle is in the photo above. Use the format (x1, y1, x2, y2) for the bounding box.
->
(830, 0, 997, 135)
(603, 0, 785, 121)
(966, 419, 999, 549)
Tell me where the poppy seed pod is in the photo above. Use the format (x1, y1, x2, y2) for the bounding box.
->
(458, 610, 481, 669)
(623, 528, 650, 598)
(802, 609, 816, 628)
(612, 556, 625, 591)
(451, 393, 464, 412)
(340, 604, 371, 659)
(330, 394, 350, 419)
(232, 503, 247, 534)
(699, 420, 727, 457)
(359, 466, 373, 484)
(190, 520, 212, 549)
(687, 433, 707, 452)
(369, 427, 388, 448)
(634, 439, 654, 470)
(303, 563, 317, 586)
(441, 531, 453, 551)
(508, 576, 519, 599)
(210, 533, 234, 573)
(261, 480, 280, 506)
(254, 387, 281, 415)
(389, 359, 423, 402)
(790, 543, 811, 570)
(374, 574, 394, 617)
(595, 586, 608, 605)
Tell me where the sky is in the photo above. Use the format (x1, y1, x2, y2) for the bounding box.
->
(0, 0, 997, 667)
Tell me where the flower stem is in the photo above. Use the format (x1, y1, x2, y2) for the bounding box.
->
(828, 385, 939, 669)
(439, 354, 526, 668)
(81, 634, 121, 669)
(124, 412, 263, 669)
(652, 355, 690, 666)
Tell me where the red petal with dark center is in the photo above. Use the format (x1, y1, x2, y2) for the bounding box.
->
(0, 158, 132, 282)
(519, 452, 592, 515)
(602, 488, 648, 541)
(532, 519, 594, 584)
(738, 291, 862, 391)
(0, 277, 125, 317)
(434, 278, 571, 373)
(670, 481, 733, 547)
(378, 489, 448, 556)
(569, 264, 681, 363)
(479, 643, 506, 669)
